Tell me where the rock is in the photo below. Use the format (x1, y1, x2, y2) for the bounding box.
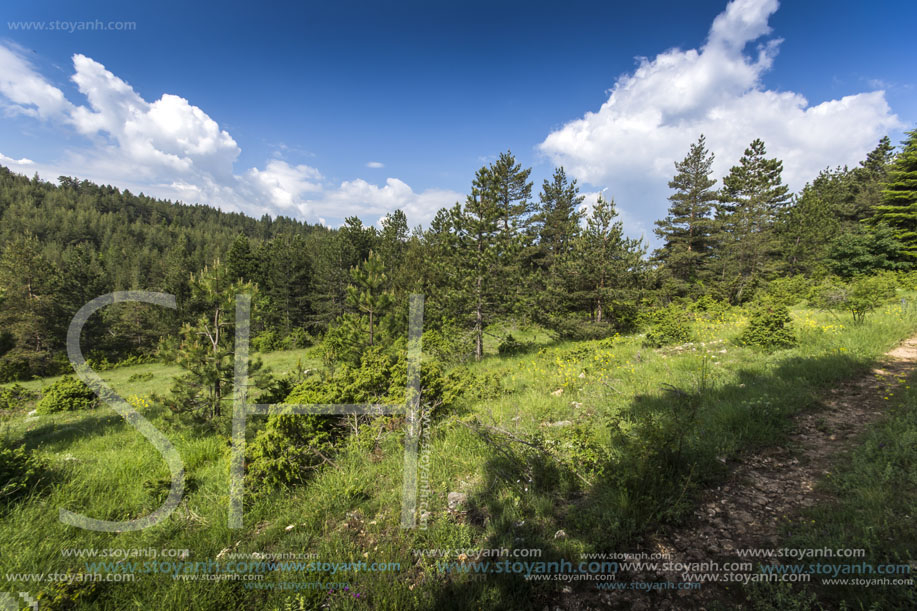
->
(447, 492, 467, 511)
(551, 388, 563, 396)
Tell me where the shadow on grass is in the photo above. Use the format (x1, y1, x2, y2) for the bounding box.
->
(21, 411, 129, 450)
(427, 350, 876, 609)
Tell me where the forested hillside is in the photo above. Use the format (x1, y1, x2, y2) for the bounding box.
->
(1, 131, 914, 383)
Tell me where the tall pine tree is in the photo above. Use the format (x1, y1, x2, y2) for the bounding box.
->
(653, 135, 717, 290)
(871, 129, 917, 258)
(714, 138, 791, 302)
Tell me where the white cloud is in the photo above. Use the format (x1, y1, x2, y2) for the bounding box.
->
(366, 161, 384, 168)
(0, 152, 33, 165)
(539, 0, 901, 240)
(0, 43, 74, 120)
(297, 178, 461, 226)
(0, 44, 457, 226)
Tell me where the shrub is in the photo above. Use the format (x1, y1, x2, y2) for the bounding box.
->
(422, 318, 474, 363)
(0, 384, 38, 410)
(246, 342, 468, 490)
(765, 275, 811, 307)
(497, 334, 525, 356)
(247, 408, 338, 490)
(810, 273, 897, 324)
(280, 327, 312, 350)
(251, 329, 281, 353)
(644, 305, 692, 347)
(0, 441, 46, 504)
(738, 300, 797, 350)
(845, 274, 897, 323)
(36, 376, 97, 414)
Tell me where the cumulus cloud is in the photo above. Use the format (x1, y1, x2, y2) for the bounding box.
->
(539, 0, 900, 238)
(0, 44, 458, 226)
(366, 161, 384, 168)
(0, 44, 74, 120)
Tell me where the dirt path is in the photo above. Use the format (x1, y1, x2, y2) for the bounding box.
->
(563, 335, 917, 610)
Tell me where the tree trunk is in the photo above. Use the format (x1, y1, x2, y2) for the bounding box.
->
(475, 274, 483, 360)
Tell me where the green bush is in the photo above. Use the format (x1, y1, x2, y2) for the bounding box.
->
(644, 305, 693, 347)
(247, 341, 470, 490)
(810, 273, 897, 324)
(280, 327, 312, 350)
(0, 384, 38, 410)
(497, 334, 525, 356)
(422, 318, 474, 363)
(738, 300, 797, 350)
(765, 275, 811, 307)
(0, 441, 46, 504)
(251, 329, 281, 353)
(36, 375, 97, 414)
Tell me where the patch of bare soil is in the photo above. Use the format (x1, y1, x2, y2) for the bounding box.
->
(560, 335, 917, 611)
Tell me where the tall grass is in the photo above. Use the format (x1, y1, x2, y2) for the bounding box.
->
(1, 300, 916, 609)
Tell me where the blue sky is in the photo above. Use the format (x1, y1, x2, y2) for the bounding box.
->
(1, 0, 914, 244)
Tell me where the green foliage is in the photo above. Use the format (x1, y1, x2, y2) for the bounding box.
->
(738, 300, 797, 350)
(534, 423, 609, 479)
(688, 293, 730, 317)
(654, 135, 718, 288)
(0, 441, 46, 503)
(871, 128, 917, 257)
(0, 383, 37, 410)
(421, 318, 474, 364)
(764, 275, 811, 307)
(36, 570, 100, 610)
(714, 138, 792, 303)
(248, 339, 466, 490)
(811, 274, 898, 324)
(247, 405, 338, 490)
(644, 305, 693, 347)
(827, 223, 908, 279)
(497, 334, 526, 356)
(561, 195, 646, 327)
(159, 262, 269, 421)
(36, 375, 97, 414)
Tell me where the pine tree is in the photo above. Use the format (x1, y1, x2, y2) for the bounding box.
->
(777, 167, 848, 276)
(565, 195, 645, 327)
(227, 234, 258, 283)
(851, 136, 895, 220)
(531, 167, 584, 271)
(653, 135, 718, 289)
(480, 151, 533, 319)
(459, 166, 503, 359)
(346, 250, 393, 348)
(162, 261, 264, 421)
(714, 139, 791, 302)
(488, 150, 533, 238)
(0, 234, 63, 378)
(871, 129, 917, 258)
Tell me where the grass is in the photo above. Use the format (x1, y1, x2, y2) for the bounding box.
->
(1, 347, 319, 401)
(1, 299, 917, 609)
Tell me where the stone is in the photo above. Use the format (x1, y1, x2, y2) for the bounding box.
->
(447, 492, 467, 511)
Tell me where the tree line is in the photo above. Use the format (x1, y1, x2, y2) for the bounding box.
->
(0, 127, 914, 381)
